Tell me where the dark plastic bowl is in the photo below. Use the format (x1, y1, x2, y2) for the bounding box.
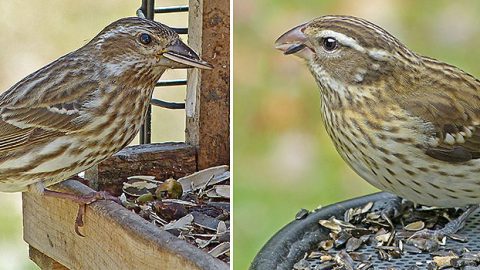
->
(250, 192, 480, 270)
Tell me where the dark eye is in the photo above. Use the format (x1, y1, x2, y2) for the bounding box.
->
(322, 37, 338, 51)
(139, 33, 152, 45)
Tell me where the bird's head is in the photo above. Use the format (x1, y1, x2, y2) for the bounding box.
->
(86, 17, 211, 77)
(275, 15, 417, 88)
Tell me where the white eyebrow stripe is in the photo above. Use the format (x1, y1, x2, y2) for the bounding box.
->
(318, 29, 392, 61)
(318, 30, 366, 52)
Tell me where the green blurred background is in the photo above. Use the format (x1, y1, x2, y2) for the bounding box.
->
(0, 1, 189, 269)
(233, 0, 480, 269)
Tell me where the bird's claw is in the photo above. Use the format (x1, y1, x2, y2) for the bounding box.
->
(406, 205, 478, 252)
(77, 191, 121, 205)
(370, 195, 404, 222)
(71, 191, 121, 237)
(75, 204, 86, 237)
(380, 196, 404, 220)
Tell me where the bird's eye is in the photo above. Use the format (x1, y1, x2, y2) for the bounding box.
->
(322, 37, 338, 51)
(139, 33, 152, 45)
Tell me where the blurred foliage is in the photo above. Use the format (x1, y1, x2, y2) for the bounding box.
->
(0, 1, 189, 269)
(233, 0, 480, 269)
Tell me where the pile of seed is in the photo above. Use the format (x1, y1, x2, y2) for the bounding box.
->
(120, 166, 230, 264)
(293, 200, 480, 270)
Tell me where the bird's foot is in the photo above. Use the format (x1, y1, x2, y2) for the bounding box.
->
(42, 189, 121, 236)
(379, 195, 404, 220)
(407, 205, 478, 252)
(370, 195, 404, 225)
(368, 196, 404, 246)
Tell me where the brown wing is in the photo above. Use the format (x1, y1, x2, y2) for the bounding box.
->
(0, 52, 98, 108)
(0, 53, 99, 154)
(403, 92, 480, 163)
(0, 118, 64, 153)
(1, 106, 82, 132)
(424, 124, 480, 163)
(394, 58, 480, 163)
(402, 89, 480, 162)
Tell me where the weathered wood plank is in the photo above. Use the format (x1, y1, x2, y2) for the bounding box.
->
(29, 246, 68, 270)
(186, 0, 230, 169)
(23, 180, 228, 270)
(85, 142, 196, 195)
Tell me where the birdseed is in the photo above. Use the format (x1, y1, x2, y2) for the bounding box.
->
(293, 200, 480, 269)
(119, 166, 230, 264)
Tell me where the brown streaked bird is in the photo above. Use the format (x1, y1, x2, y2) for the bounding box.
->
(0, 17, 211, 229)
(276, 15, 480, 248)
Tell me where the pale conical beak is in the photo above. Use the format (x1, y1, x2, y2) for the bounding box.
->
(162, 39, 213, 69)
(275, 23, 315, 60)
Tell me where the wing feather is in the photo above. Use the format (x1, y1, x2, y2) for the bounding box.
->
(0, 119, 64, 153)
(394, 60, 480, 163)
(0, 52, 100, 154)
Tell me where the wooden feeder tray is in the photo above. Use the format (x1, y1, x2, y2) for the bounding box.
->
(23, 143, 229, 270)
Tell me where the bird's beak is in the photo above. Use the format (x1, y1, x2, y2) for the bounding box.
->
(275, 23, 315, 60)
(161, 39, 213, 69)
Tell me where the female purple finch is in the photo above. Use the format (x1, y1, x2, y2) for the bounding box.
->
(0, 17, 211, 224)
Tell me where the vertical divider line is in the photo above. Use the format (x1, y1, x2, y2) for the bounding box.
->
(139, 0, 155, 144)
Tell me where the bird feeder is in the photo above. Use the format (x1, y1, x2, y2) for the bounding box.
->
(22, 1, 230, 269)
(250, 192, 480, 269)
